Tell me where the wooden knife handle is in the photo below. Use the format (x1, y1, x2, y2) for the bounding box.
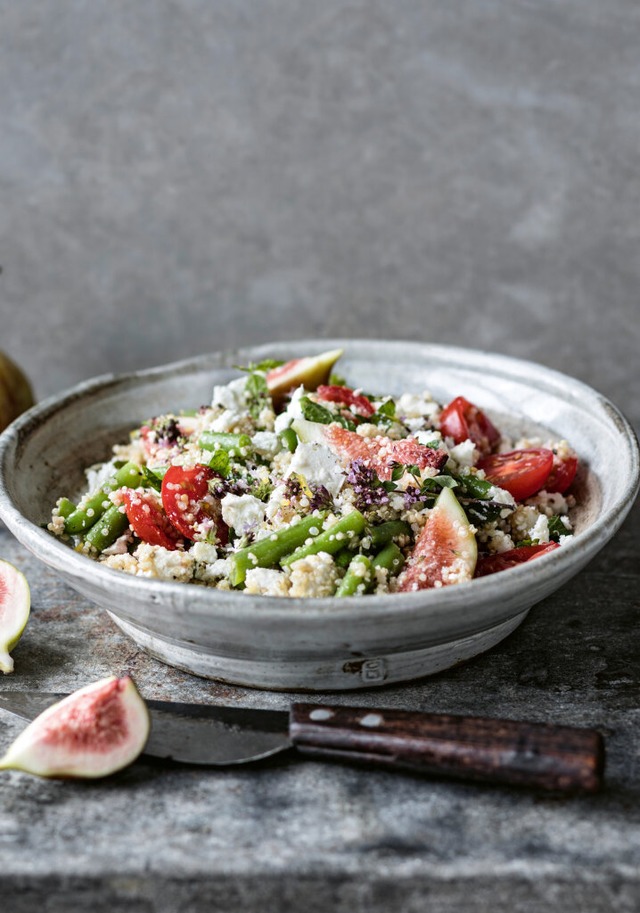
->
(289, 704, 605, 793)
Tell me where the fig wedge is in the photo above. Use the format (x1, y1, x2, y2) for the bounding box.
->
(0, 676, 150, 778)
(0, 558, 31, 674)
(266, 349, 343, 408)
(397, 487, 477, 592)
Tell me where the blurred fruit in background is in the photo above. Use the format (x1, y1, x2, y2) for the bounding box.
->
(0, 352, 35, 432)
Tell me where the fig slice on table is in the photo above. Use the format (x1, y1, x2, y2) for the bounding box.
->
(0, 558, 31, 674)
(266, 348, 343, 408)
(0, 676, 150, 778)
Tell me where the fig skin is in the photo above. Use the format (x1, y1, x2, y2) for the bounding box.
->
(397, 487, 478, 592)
(0, 351, 35, 432)
(266, 349, 343, 409)
(0, 558, 31, 674)
(0, 676, 150, 778)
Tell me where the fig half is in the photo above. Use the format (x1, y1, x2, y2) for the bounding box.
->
(0, 676, 150, 778)
(0, 558, 31, 674)
(266, 349, 343, 409)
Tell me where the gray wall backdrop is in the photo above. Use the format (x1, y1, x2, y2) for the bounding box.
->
(2, 1, 639, 426)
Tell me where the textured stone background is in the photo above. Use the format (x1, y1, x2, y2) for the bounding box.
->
(2, 0, 639, 425)
(1, 2, 640, 911)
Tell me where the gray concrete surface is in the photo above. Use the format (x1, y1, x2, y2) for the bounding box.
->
(1, 1, 640, 910)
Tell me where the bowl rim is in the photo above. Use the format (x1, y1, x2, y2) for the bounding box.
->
(0, 338, 638, 628)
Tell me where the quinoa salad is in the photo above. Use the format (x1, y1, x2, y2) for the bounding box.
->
(49, 349, 578, 598)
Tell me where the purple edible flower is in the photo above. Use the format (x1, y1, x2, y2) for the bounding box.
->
(309, 485, 333, 512)
(346, 460, 390, 512)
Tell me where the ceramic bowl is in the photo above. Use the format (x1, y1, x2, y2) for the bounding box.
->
(0, 340, 638, 691)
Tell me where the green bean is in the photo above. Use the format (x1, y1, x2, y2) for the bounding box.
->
(229, 512, 327, 586)
(199, 432, 253, 455)
(336, 555, 373, 597)
(279, 427, 298, 453)
(367, 520, 411, 551)
(55, 497, 76, 519)
(84, 504, 129, 553)
(372, 542, 405, 576)
(280, 510, 366, 568)
(334, 547, 357, 569)
(63, 461, 145, 535)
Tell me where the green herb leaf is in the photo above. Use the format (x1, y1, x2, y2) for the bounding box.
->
(548, 515, 572, 541)
(208, 449, 231, 478)
(142, 466, 163, 492)
(235, 359, 284, 373)
(300, 396, 335, 425)
(245, 372, 272, 422)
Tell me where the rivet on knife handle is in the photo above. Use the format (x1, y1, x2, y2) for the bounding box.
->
(289, 704, 605, 793)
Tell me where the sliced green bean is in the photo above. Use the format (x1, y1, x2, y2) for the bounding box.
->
(372, 542, 405, 576)
(55, 497, 76, 519)
(279, 427, 298, 453)
(229, 512, 327, 586)
(334, 547, 357, 569)
(199, 432, 253, 455)
(336, 555, 373, 597)
(84, 504, 129, 553)
(367, 520, 411, 551)
(280, 510, 366, 568)
(63, 461, 145, 535)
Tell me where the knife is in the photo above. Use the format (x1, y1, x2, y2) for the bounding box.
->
(0, 691, 605, 793)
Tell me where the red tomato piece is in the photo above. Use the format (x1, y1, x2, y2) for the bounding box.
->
(122, 490, 183, 550)
(439, 396, 501, 455)
(161, 465, 226, 543)
(477, 448, 554, 500)
(316, 385, 375, 418)
(475, 543, 559, 577)
(544, 455, 578, 494)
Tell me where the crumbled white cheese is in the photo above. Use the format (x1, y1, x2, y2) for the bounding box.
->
(191, 541, 219, 564)
(487, 485, 516, 507)
(274, 385, 306, 433)
(221, 494, 265, 535)
(286, 442, 345, 498)
(529, 514, 550, 544)
(244, 567, 291, 597)
(211, 377, 248, 411)
(209, 410, 245, 434)
(396, 392, 439, 419)
(134, 544, 195, 582)
(448, 439, 479, 468)
(252, 431, 281, 458)
(194, 556, 231, 584)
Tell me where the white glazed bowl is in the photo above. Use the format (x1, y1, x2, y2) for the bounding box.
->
(0, 340, 638, 691)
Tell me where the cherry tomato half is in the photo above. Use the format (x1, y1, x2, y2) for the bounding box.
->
(316, 385, 375, 418)
(161, 465, 226, 543)
(475, 543, 559, 577)
(477, 448, 554, 500)
(544, 455, 578, 494)
(122, 490, 183, 550)
(439, 396, 501, 455)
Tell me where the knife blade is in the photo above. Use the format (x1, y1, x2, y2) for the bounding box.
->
(0, 691, 605, 793)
